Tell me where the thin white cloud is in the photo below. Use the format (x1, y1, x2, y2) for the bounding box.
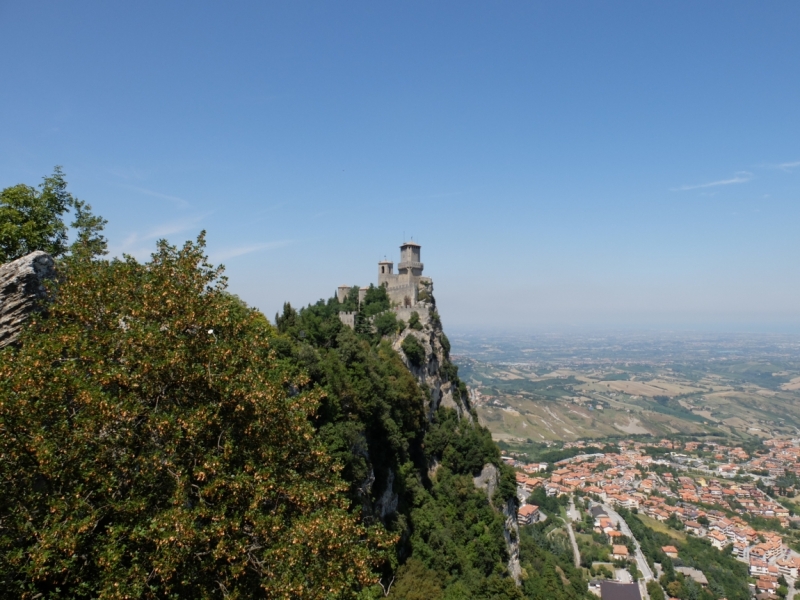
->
(211, 240, 291, 262)
(127, 185, 190, 208)
(776, 160, 800, 171)
(672, 171, 753, 191)
(109, 214, 210, 260)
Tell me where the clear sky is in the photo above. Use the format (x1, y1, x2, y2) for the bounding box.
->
(2, 2, 799, 332)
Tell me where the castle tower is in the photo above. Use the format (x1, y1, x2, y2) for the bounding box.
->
(378, 259, 394, 288)
(398, 241, 423, 278)
(337, 285, 352, 303)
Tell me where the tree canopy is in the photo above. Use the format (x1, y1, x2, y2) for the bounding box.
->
(0, 235, 390, 599)
(0, 170, 597, 599)
(0, 167, 107, 262)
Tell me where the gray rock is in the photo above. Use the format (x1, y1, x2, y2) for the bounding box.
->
(474, 463, 522, 585)
(0, 251, 55, 349)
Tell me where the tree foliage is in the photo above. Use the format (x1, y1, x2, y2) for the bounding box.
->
(401, 335, 426, 367)
(0, 167, 106, 263)
(0, 235, 389, 599)
(0, 170, 594, 598)
(519, 523, 589, 600)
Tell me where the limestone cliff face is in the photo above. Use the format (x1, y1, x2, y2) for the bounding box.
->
(389, 292, 521, 584)
(0, 251, 56, 349)
(390, 294, 473, 422)
(474, 463, 522, 585)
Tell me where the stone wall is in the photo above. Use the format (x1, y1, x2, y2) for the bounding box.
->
(393, 305, 430, 324)
(338, 311, 356, 329)
(0, 251, 56, 349)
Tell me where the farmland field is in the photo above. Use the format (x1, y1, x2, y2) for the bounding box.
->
(451, 331, 800, 444)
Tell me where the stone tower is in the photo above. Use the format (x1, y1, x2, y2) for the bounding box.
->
(398, 241, 423, 278)
(339, 241, 433, 328)
(378, 241, 429, 308)
(378, 259, 394, 288)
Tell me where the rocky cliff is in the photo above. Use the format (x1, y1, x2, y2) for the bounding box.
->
(390, 292, 522, 584)
(391, 295, 473, 422)
(474, 463, 523, 584)
(0, 251, 55, 349)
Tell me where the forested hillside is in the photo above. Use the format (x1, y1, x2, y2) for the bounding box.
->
(0, 170, 595, 599)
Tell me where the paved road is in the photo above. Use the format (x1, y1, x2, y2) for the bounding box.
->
(602, 504, 653, 582)
(565, 498, 581, 568)
(566, 522, 581, 568)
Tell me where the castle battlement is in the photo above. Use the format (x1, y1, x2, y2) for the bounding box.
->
(339, 241, 433, 327)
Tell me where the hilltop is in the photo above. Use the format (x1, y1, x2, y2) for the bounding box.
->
(0, 170, 599, 600)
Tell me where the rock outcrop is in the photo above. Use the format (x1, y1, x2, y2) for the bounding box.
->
(391, 295, 473, 421)
(0, 251, 55, 349)
(474, 463, 522, 585)
(390, 290, 521, 584)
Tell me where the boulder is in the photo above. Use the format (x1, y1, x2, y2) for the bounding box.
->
(0, 251, 55, 348)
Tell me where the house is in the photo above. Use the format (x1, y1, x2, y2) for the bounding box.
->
(675, 567, 708, 587)
(597, 517, 616, 534)
(756, 578, 779, 594)
(776, 558, 798, 579)
(750, 559, 770, 576)
(732, 541, 747, 558)
(600, 581, 642, 600)
(591, 505, 609, 519)
(684, 521, 702, 536)
(612, 545, 630, 560)
(662, 546, 679, 559)
(518, 504, 540, 525)
(708, 530, 728, 550)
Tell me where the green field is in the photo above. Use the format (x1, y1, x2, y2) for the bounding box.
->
(456, 356, 800, 444)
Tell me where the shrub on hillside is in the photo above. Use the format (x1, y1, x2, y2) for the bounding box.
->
(401, 334, 426, 367)
(374, 310, 400, 337)
(408, 311, 423, 330)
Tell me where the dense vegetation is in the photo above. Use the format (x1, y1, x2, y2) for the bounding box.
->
(0, 236, 393, 598)
(519, 522, 589, 600)
(617, 508, 748, 600)
(0, 169, 597, 599)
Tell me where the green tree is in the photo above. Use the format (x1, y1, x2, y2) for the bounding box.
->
(0, 234, 390, 599)
(401, 334, 426, 367)
(69, 198, 108, 258)
(0, 167, 72, 261)
(0, 167, 107, 263)
(647, 581, 666, 600)
(374, 310, 400, 337)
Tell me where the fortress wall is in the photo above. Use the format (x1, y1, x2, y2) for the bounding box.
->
(338, 311, 356, 328)
(393, 306, 429, 324)
(385, 281, 418, 307)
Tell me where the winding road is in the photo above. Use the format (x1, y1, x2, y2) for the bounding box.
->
(601, 503, 654, 582)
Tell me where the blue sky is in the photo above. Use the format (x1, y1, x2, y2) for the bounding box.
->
(1, 2, 799, 331)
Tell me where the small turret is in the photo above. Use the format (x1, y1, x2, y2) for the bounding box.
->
(378, 260, 394, 287)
